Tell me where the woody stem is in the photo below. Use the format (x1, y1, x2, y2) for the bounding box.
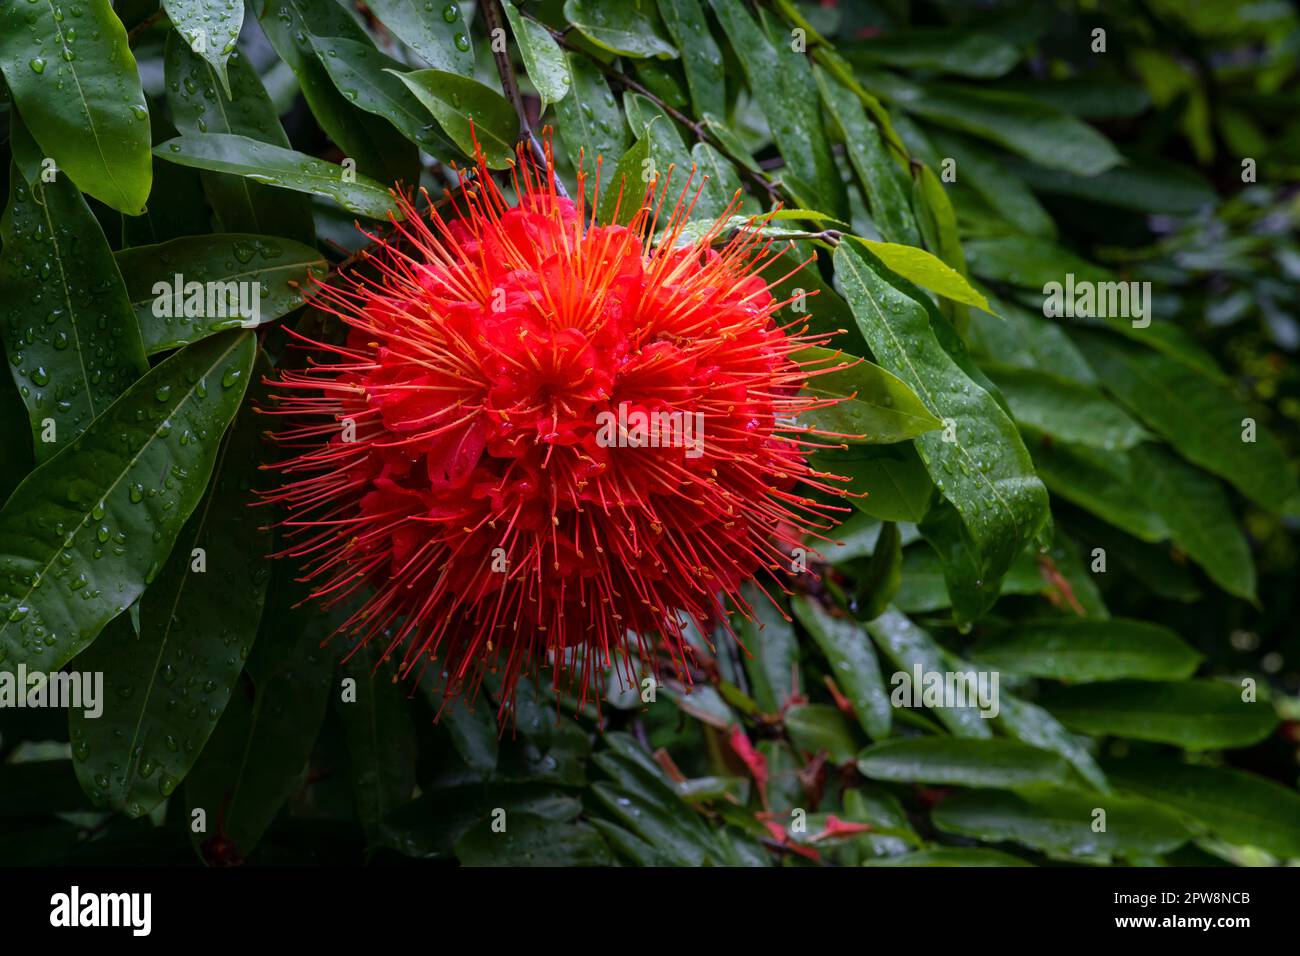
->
(482, 0, 569, 199)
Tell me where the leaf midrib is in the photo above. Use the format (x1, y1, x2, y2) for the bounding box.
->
(43, 0, 129, 210)
(837, 245, 1026, 548)
(0, 334, 247, 652)
(118, 429, 236, 803)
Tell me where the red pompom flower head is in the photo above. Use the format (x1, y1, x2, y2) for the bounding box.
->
(263, 135, 854, 716)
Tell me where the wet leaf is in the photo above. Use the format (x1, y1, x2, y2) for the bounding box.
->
(117, 235, 326, 354)
(68, 359, 273, 817)
(0, 0, 151, 214)
(0, 120, 149, 461)
(0, 330, 256, 677)
(858, 737, 1071, 789)
(389, 69, 519, 169)
(155, 134, 400, 220)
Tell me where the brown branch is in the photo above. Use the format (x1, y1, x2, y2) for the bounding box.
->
(126, 9, 166, 47)
(482, 0, 568, 199)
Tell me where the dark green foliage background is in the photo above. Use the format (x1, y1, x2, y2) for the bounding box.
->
(0, 0, 1297, 867)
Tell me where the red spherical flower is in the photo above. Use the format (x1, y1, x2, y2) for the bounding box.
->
(263, 140, 851, 712)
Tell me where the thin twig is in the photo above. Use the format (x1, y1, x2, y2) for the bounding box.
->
(481, 0, 569, 199)
(521, 9, 786, 206)
(126, 9, 166, 47)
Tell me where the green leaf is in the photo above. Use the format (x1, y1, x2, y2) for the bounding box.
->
(622, 102, 705, 218)
(709, 0, 846, 218)
(155, 134, 400, 220)
(0, 0, 151, 214)
(835, 240, 1049, 623)
(423, 680, 499, 776)
(965, 234, 1113, 289)
(737, 584, 797, 713)
(893, 541, 1046, 614)
(389, 69, 519, 170)
(825, 444, 934, 524)
(594, 736, 731, 867)
(967, 296, 1095, 384)
(849, 238, 992, 314)
(759, 241, 865, 353)
(162, 0, 242, 97)
(455, 814, 613, 866)
(338, 646, 417, 842)
(791, 595, 890, 739)
(117, 235, 326, 354)
(928, 129, 1055, 239)
(1038, 534, 1109, 619)
(999, 76, 1151, 119)
(815, 68, 919, 246)
(846, 28, 1019, 79)
(502, 2, 570, 111)
(564, 0, 677, 59)
(592, 819, 677, 865)
(1130, 443, 1256, 601)
(1041, 680, 1278, 750)
(184, 559, 338, 863)
(797, 346, 943, 443)
(1070, 515, 1200, 603)
(853, 520, 902, 622)
(494, 718, 590, 787)
(254, 0, 418, 185)
(1021, 436, 1169, 543)
(784, 704, 860, 764)
(589, 782, 709, 865)
(987, 366, 1148, 450)
(309, 37, 456, 155)
(702, 112, 761, 173)
(0, 126, 149, 461)
(670, 210, 844, 247)
(554, 53, 630, 173)
(365, 0, 474, 75)
(877, 78, 1121, 177)
(691, 142, 750, 219)
(68, 364, 272, 817)
(665, 683, 736, 729)
(1075, 333, 1299, 515)
(1014, 155, 1215, 214)
(819, 511, 887, 565)
(164, 37, 316, 244)
(911, 166, 972, 336)
(380, 783, 580, 858)
(657, 0, 725, 118)
(1105, 757, 1300, 859)
(972, 619, 1201, 682)
(858, 738, 1070, 789)
(0, 330, 256, 678)
(865, 607, 993, 738)
(865, 847, 1032, 866)
(596, 133, 654, 225)
(995, 692, 1110, 793)
(933, 788, 1190, 860)
(837, 786, 922, 859)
